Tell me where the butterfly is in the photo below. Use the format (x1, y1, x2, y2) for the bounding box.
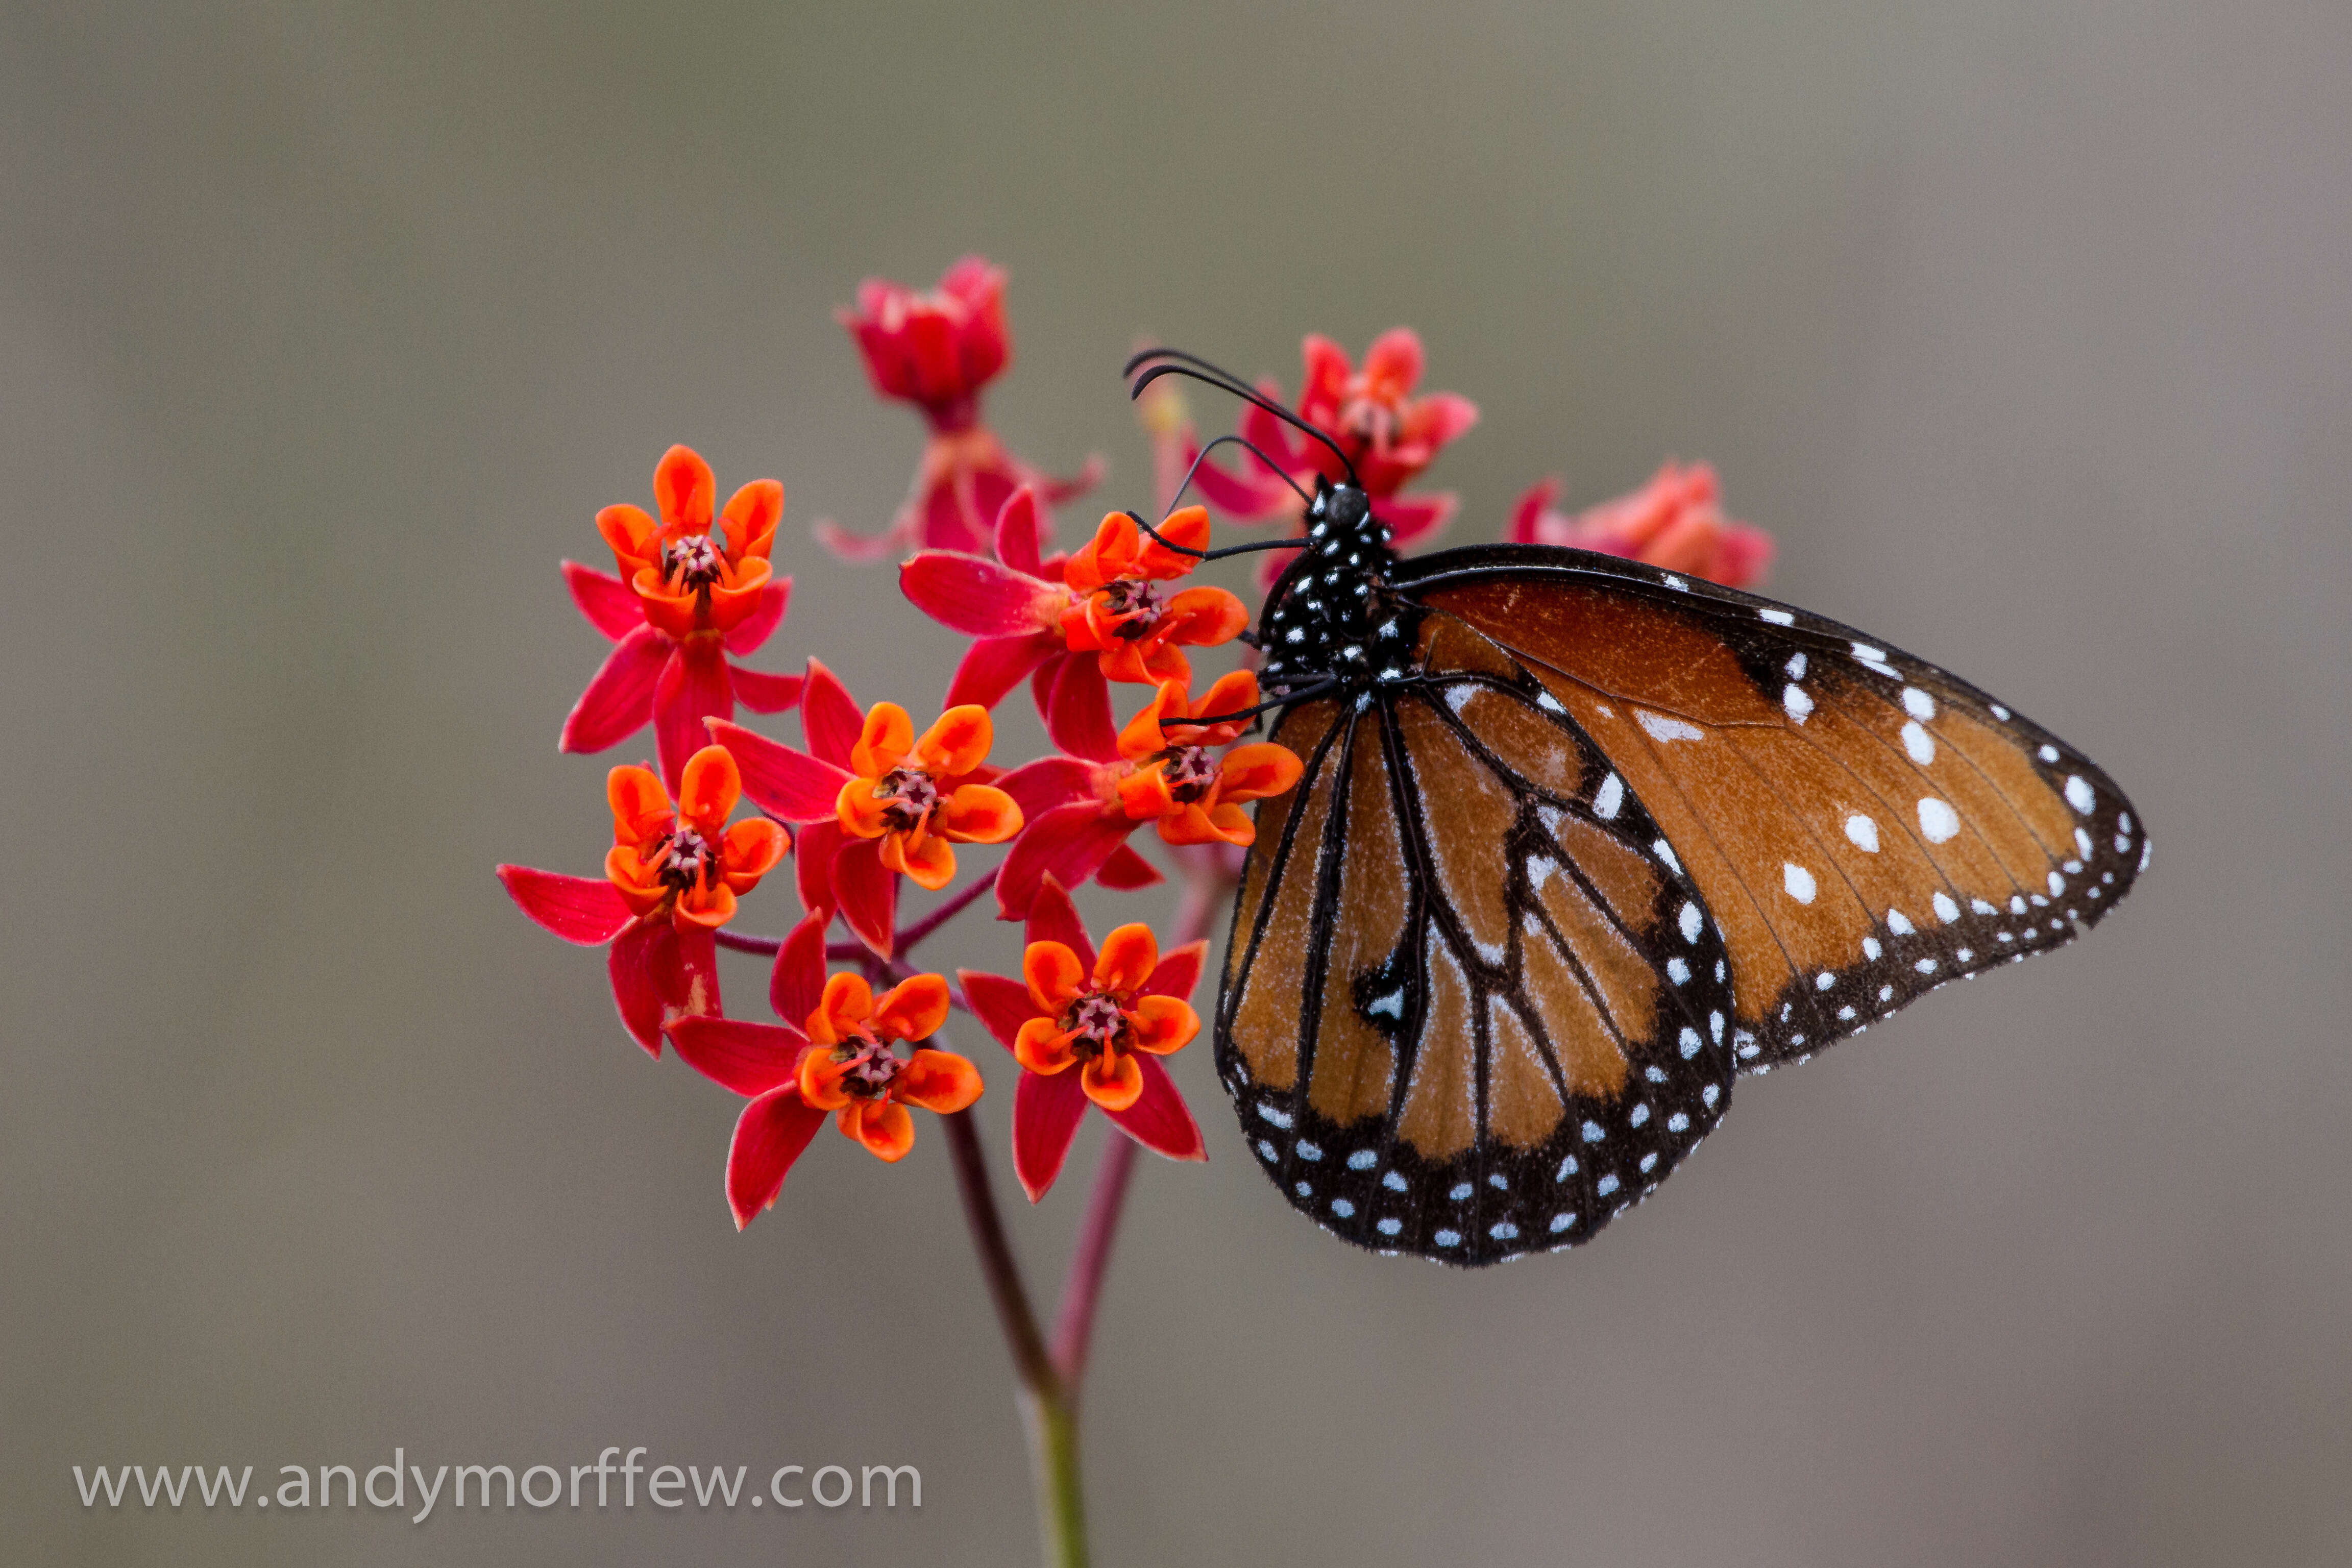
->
(1126, 350, 2148, 1266)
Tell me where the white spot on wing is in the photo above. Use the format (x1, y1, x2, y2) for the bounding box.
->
(1901, 720, 1936, 765)
(2065, 774, 2096, 813)
(1846, 813, 1880, 852)
(1918, 797, 1961, 843)
(1933, 892, 1961, 924)
(1637, 709, 1705, 743)
(1593, 773, 1623, 820)
(1785, 652, 1807, 678)
(1758, 608, 1795, 625)
(1902, 688, 1935, 721)
(1446, 684, 1477, 714)
(1536, 690, 1565, 715)
(1783, 684, 1814, 723)
(1679, 902, 1703, 943)
(1653, 838, 1682, 875)
(1886, 909, 1914, 935)
(1783, 862, 1817, 904)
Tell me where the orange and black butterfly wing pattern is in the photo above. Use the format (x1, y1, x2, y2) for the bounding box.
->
(1399, 545, 2148, 1073)
(1217, 623, 1740, 1265)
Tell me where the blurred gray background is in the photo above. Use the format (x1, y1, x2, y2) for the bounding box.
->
(5, 2, 2346, 1563)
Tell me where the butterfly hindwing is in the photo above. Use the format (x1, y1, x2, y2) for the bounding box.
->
(1399, 546, 2147, 1072)
(1217, 630, 1739, 1265)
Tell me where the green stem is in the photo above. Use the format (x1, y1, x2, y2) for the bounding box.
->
(1020, 1385, 1089, 1568)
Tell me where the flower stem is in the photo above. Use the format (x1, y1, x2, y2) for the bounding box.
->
(942, 1102, 1088, 1566)
(942, 849, 1237, 1568)
(713, 927, 782, 956)
(898, 866, 1000, 952)
(1051, 1133, 1137, 1387)
(1018, 1386, 1089, 1568)
(940, 1105, 1056, 1393)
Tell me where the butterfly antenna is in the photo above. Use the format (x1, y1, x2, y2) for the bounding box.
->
(1123, 509, 1312, 565)
(1125, 348, 1361, 489)
(1179, 675, 1342, 731)
(1168, 433, 1314, 513)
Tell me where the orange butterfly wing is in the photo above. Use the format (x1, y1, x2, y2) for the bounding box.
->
(1404, 549, 2146, 1072)
(1219, 614, 1742, 1264)
(1219, 544, 2146, 1264)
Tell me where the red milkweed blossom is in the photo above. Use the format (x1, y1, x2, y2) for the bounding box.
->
(901, 496, 1250, 741)
(560, 446, 804, 792)
(668, 916, 982, 1227)
(961, 877, 1205, 1200)
(816, 256, 1099, 561)
(1169, 328, 1478, 551)
(832, 703, 1023, 890)
(1113, 673, 1304, 848)
(993, 670, 1302, 918)
(1509, 462, 1774, 589)
(497, 744, 786, 1055)
(710, 684, 1023, 953)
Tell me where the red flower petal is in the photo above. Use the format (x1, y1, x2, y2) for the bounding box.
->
(831, 836, 898, 959)
(1409, 390, 1479, 448)
(563, 560, 644, 641)
(810, 514, 914, 564)
(654, 639, 734, 795)
(560, 623, 670, 754)
(653, 922, 722, 1021)
(994, 755, 1104, 823)
(957, 969, 1042, 1053)
(1103, 1052, 1205, 1162)
(496, 865, 634, 945)
(1507, 478, 1562, 545)
(799, 658, 864, 767)
(723, 578, 792, 656)
(1188, 446, 1292, 518)
(1022, 874, 1098, 974)
(1092, 843, 1163, 891)
(727, 1085, 829, 1230)
(1143, 938, 1207, 1002)
(996, 803, 1133, 921)
(669, 1016, 811, 1097)
(793, 818, 843, 917)
(769, 912, 830, 1033)
(900, 552, 1063, 637)
(946, 633, 1061, 712)
(1012, 1065, 1091, 1202)
(729, 663, 805, 714)
(1042, 652, 1119, 762)
(994, 485, 1045, 576)
(607, 918, 666, 1057)
(705, 719, 856, 821)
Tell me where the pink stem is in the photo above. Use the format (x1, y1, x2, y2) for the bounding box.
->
(1050, 1133, 1137, 1389)
(899, 866, 999, 951)
(714, 928, 782, 955)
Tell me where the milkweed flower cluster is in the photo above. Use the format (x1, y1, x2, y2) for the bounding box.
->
(494, 251, 1772, 1565)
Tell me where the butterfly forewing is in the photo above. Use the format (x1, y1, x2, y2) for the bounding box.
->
(1399, 547, 2147, 1073)
(1218, 627, 1739, 1265)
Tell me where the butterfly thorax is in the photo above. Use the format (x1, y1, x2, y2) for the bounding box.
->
(1259, 481, 1410, 693)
